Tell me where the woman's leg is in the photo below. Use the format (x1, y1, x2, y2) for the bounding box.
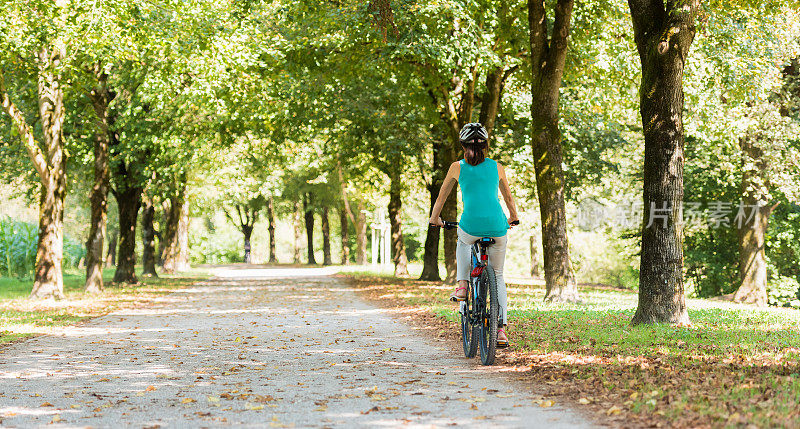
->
(456, 227, 478, 291)
(489, 234, 509, 325)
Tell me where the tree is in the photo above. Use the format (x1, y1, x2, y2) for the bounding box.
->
(225, 199, 264, 264)
(303, 193, 317, 265)
(0, 9, 69, 298)
(267, 195, 278, 263)
(528, 0, 580, 302)
(628, 0, 699, 325)
(84, 63, 113, 293)
(161, 183, 190, 274)
(140, 196, 158, 277)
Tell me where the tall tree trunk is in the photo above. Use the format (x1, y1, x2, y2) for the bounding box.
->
(421, 60, 476, 284)
(243, 225, 253, 263)
(337, 161, 354, 265)
(734, 203, 771, 306)
(304, 194, 316, 265)
(356, 200, 367, 264)
(106, 230, 117, 267)
(528, 0, 580, 303)
(1, 47, 67, 300)
(267, 196, 278, 263)
(33, 167, 66, 299)
(161, 185, 187, 274)
(479, 67, 505, 138)
(388, 171, 409, 276)
(84, 64, 113, 294)
(321, 207, 332, 265)
(733, 136, 771, 306)
(141, 198, 158, 277)
(628, 0, 697, 325)
(113, 185, 142, 284)
(419, 136, 445, 281)
(293, 201, 302, 263)
(340, 206, 350, 265)
(530, 234, 541, 278)
(176, 202, 189, 270)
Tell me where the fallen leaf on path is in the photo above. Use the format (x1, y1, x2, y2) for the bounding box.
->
(578, 398, 591, 405)
(607, 405, 623, 416)
(181, 398, 196, 404)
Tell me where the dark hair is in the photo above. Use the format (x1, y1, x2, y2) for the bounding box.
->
(462, 141, 487, 166)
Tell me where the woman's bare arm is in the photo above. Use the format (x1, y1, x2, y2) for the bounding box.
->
(428, 162, 460, 226)
(498, 163, 519, 224)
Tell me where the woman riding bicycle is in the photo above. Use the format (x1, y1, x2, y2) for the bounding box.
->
(428, 122, 519, 346)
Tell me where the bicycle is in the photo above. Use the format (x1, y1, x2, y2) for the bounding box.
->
(432, 220, 518, 366)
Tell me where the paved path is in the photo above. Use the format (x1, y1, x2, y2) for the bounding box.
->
(0, 267, 595, 428)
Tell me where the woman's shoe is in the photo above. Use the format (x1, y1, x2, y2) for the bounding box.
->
(450, 286, 467, 302)
(497, 327, 509, 348)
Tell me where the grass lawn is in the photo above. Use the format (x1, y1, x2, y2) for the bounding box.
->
(344, 273, 800, 428)
(0, 267, 208, 345)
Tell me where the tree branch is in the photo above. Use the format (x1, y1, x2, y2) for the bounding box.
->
(0, 68, 48, 180)
(337, 159, 356, 224)
(542, 0, 574, 92)
(528, 0, 549, 85)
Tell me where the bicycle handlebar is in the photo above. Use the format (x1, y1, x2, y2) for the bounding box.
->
(430, 221, 459, 230)
(430, 220, 519, 229)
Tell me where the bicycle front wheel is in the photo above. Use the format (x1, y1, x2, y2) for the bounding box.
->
(479, 265, 499, 365)
(461, 281, 479, 358)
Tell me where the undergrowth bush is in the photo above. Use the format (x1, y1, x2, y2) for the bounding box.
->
(189, 233, 241, 264)
(767, 275, 800, 308)
(0, 217, 37, 277)
(0, 216, 85, 278)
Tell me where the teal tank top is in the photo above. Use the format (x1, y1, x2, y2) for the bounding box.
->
(458, 158, 508, 237)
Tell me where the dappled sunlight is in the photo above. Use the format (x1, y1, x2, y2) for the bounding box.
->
(0, 407, 79, 417)
(345, 271, 800, 427)
(211, 266, 340, 279)
(0, 267, 598, 427)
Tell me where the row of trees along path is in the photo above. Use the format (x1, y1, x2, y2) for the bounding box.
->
(2, 0, 799, 325)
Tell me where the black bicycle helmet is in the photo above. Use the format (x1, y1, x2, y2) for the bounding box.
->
(459, 122, 488, 144)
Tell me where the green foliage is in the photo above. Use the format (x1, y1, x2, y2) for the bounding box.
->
(767, 204, 800, 279)
(767, 275, 800, 308)
(189, 233, 242, 265)
(0, 216, 84, 278)
(63, 236, 86, 270)
(684, 226, 740, 298)
(403, 234, 422, 262)
(0, 217, 37, 278)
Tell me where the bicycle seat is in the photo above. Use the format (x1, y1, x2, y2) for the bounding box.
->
(479, 237, 495, 245)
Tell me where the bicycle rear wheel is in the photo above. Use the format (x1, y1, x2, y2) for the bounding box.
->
(479, 265, 499, 365)
(461, 280, 479, 358)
